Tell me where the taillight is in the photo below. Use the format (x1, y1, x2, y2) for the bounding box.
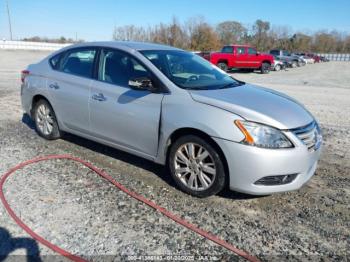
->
(21, 70, 30, 83)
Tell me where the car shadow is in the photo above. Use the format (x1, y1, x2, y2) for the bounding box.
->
(22, 114, 260, 201)
(62, 133, 262, 201)
(218, 187, 267, 200)
(62, 132, 176, 187)
(117, 89, 150, 104)
(234, 69, 262, 74)
(0, 227, 42, 262)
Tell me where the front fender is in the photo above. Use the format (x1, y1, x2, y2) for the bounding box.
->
(154, 92, 245, 164)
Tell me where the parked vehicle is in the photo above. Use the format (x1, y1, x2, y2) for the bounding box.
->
(291, 53, 307, 66)
(271, 54, 292, 68)
(209, 45, 274, 74)
(303, 56, 315, 64)
(308, 53, 321, 63)
(272, 57, 287, 71)
(193, 51, 212, 61)
(295, 53, 315, 64)
(270, 49, 303, 67)
(320, 56, 329, 62)
(21, 41, 322, 197)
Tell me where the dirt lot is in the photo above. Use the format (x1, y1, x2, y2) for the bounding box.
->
(0, 50, 349, 261)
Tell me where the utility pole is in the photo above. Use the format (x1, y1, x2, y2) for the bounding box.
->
(6, 0, 13, 40)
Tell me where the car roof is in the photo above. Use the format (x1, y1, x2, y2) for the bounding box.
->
(66, 41, 182, 51)
(223, 44, 253, 47)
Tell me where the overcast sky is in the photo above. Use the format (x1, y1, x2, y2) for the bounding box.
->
(0, 0, 349, 41)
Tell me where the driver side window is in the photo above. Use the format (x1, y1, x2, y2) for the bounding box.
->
(248, 48, 257, 55)
(98, 49, 151, 87)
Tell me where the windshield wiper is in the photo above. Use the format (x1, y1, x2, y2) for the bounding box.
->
(185, 86, 210, 90)
(218, 82, 244, 89)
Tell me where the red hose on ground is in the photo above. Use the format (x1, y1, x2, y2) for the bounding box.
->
(0, 155, 260, 262)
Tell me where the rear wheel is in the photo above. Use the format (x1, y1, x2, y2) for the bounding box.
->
(217, 62, 228, 72)
(291, 61, 297, 68)
(274, 64, 281, 71)
(260, 62, 270, 74)
(34, 99, 61, 140)
(168, 135, 226, 198)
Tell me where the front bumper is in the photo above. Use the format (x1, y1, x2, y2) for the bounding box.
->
(213, 133, 322, 195)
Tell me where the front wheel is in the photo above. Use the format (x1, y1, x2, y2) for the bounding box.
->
(274, 64, 281, 71)
(168, 135, 226, 198)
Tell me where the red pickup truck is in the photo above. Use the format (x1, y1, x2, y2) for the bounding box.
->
(209, 45, 274, 73)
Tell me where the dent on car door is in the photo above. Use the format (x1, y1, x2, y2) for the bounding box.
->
(47, 48, 97, 132)
(89, 48, 164, 157)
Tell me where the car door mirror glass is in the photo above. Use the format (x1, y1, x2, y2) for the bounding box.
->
(128, 77, 154, 91)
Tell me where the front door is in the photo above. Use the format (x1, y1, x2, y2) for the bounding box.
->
(246, 47, 260, 68)
(89, 48, 164, 157)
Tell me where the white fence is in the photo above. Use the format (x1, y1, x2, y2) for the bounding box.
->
(0, 40, 71, 51)
(316, 53, 350, 61)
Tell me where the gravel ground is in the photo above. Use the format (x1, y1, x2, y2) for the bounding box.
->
(0, 50, 349, 261)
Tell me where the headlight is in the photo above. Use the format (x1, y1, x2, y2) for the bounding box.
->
(235, 120, 293, 149)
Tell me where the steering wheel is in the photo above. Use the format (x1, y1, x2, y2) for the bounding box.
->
(185, 75, 199, 83)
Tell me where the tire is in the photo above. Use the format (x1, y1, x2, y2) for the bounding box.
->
(168, 135, 226, 198)
(274, 64, 281, 71)
(217, 62, 228, 72)
(260, 62, 270, 74)
(291, 61, 297, 68)
(33, 99, 61, 140)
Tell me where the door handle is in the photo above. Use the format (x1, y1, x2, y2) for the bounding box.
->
(92, 93, 107, 102)
(49, 83, 60, 90)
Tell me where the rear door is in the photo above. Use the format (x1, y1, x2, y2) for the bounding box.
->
(47, 47, 97, 133)
(234, 46, 248, 68)
(89, 48, 164, 157)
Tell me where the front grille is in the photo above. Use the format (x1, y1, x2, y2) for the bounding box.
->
(292, 121, 321, 152)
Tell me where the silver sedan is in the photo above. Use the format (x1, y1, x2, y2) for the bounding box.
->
(21, 41, 322, 197)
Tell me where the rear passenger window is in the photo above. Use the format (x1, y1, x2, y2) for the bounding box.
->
(49, 53, 62, 69)
(236, 47, 246, 54)
(60, 49, 96, 78)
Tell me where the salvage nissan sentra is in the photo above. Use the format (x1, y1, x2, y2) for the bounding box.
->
(21, 41, 322, 197)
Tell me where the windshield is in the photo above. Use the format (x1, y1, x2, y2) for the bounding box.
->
(141, 50, 243, 90)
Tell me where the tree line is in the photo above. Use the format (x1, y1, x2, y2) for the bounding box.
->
(112, 17, 350, 53)
(22, 36, 83, 44)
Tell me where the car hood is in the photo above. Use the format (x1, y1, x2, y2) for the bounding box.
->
(188, 84, 314, 129)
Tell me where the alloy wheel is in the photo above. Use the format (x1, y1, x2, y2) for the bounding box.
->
(36, 104, 54, 135)
(174, 143, 216, 191)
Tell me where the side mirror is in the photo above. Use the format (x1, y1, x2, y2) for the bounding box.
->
(128, 77, 155, 91)
(256, 52, 260, 56)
